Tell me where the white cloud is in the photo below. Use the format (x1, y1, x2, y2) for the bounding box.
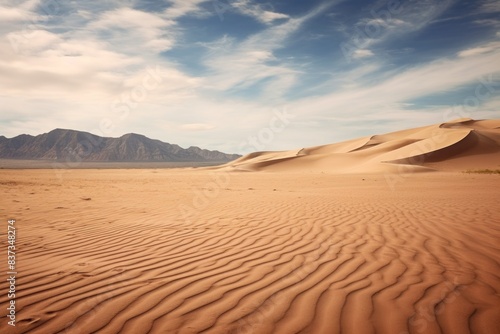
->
(0, 2, 199, 102)
(0, 0, 41, 21)
(359, 18, 407, 29)
(0, 36, 142, 100)
(352, 49, 374, 59)
(201, 2, 336, 95)
(93, 8, 173, 29)
(294, 41, 500, 127)
(164, 0, 211, 19)
(458, 41, 500, 57)
(474, 19, 500, 28)
(1, 0, 499, 154)
(346, 0, 456, 51)
(478, 0, 500, 13)
(231, 0, 289, 24)
(6, 29, 61, 55)
(0, 5, 31, 22)
(89, 8, 175, 53)
(197, 34, 234, 52)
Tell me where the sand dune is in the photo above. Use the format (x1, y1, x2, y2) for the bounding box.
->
(217, 119, 500, 173)
(0, 169, 499, 333)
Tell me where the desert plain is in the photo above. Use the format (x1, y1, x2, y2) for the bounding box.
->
(1, 119, 500, 334)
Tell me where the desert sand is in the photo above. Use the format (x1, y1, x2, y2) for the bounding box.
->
(0, 170, 499, 334)
(217, 118, 500, 173)
(1, 119, 500, 334)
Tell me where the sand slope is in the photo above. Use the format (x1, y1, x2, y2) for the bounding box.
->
(0, 170, 499, 334)
(218, 119, 500, 173)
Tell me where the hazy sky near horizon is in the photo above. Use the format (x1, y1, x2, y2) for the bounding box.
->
(1, 0, 499, 153)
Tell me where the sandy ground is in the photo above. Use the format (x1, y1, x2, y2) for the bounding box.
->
(217, 119, 500, 173)
(0, 169, 499, 334)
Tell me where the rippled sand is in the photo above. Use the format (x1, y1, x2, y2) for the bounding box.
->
(0, 169, 499, 334)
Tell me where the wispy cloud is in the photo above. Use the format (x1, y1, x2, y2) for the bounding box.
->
(295, 41, 500, 126)
(164, 0, 211, 19)
(1, 0, 499, 153)
(478, 0, 500, 13)
(342, 0, 456, 61)
(458, 41, 500, 57)
(89, 7, 175, 53)
(352, 49, 375, 59)
(231, 0, 289, 24)
(200, 3, 332, 96)
(474, 18, 500, 28)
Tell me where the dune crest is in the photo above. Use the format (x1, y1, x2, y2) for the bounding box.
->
(218, 119, 500, 173)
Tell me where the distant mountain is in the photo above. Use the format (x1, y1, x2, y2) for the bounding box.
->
(0, 129, 241, 162)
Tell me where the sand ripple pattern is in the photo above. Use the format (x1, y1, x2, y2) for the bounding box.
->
(0, 171, 499, 334)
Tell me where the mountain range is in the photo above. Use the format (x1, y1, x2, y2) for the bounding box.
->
(0, 129, 241, 162)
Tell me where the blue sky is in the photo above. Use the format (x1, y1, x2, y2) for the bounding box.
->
(0, 0, 499, 153)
